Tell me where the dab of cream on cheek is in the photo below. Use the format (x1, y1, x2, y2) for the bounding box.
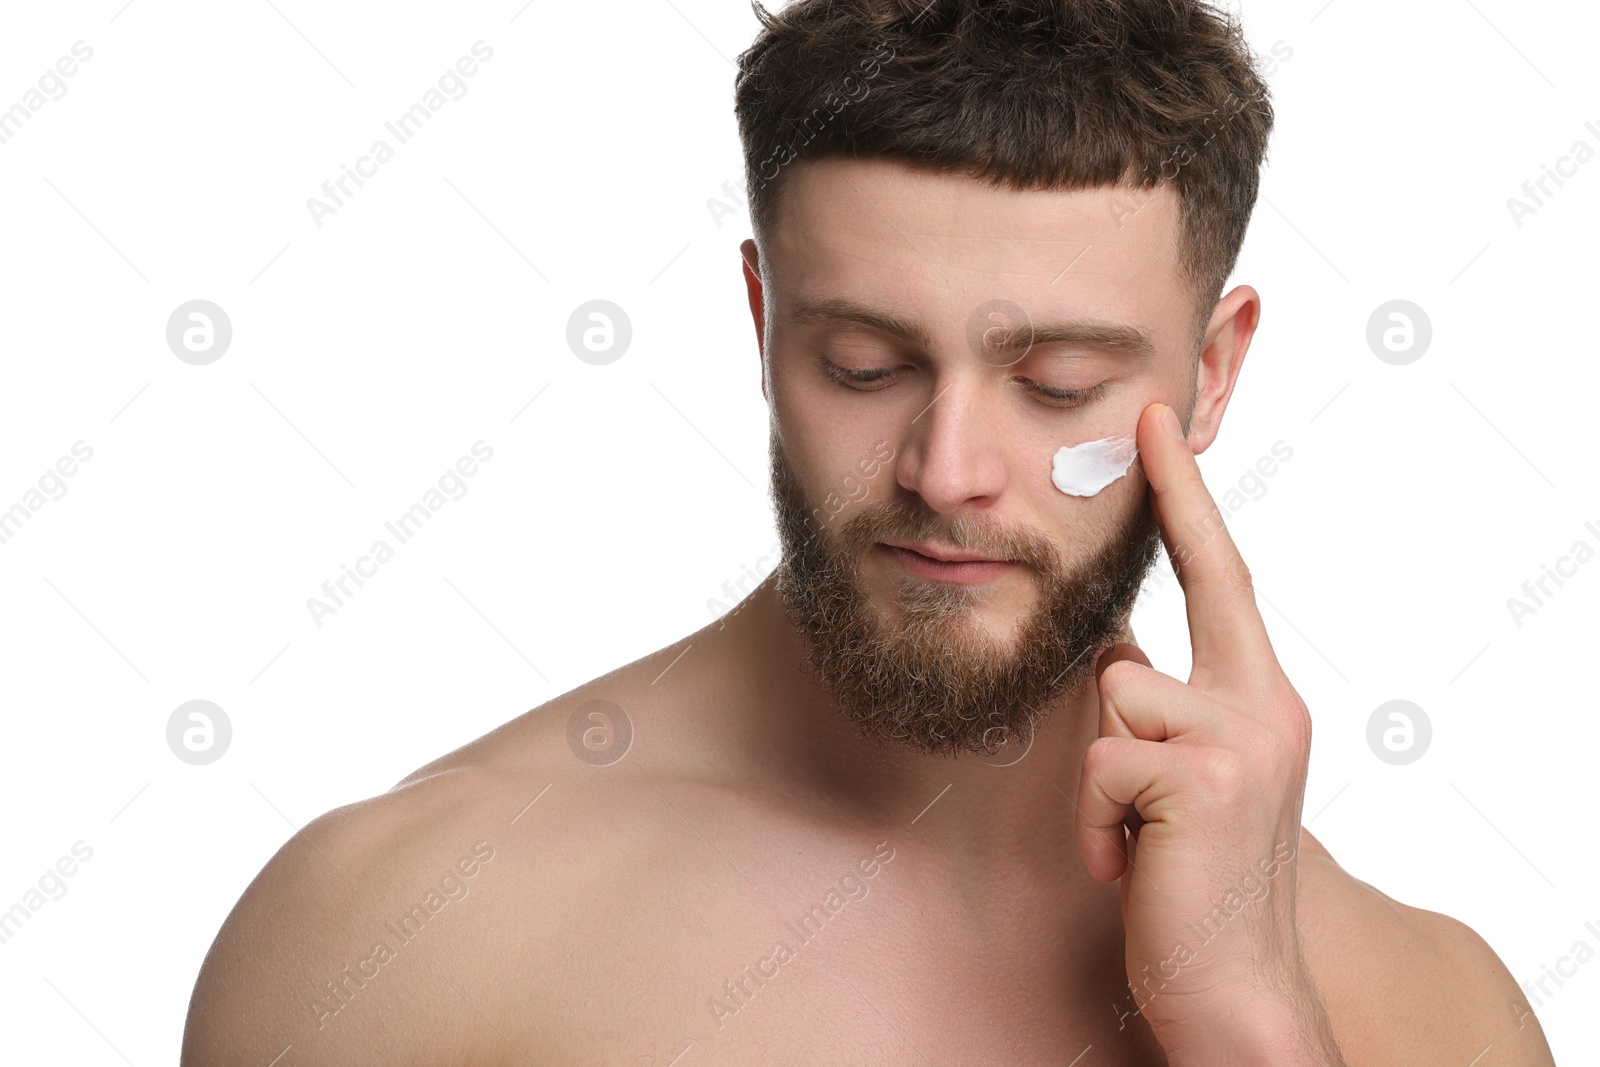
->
(1051, 434, 1139, 497)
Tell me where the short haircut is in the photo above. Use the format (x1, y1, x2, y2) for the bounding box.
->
(734, 0, 1277, 350)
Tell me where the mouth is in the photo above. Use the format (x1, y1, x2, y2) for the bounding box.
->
(877, 541, 1022, 585)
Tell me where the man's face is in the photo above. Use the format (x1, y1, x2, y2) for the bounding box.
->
(748, 157, 1213, 757)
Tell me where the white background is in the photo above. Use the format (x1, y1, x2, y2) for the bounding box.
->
(1, 0, 1596, 1061)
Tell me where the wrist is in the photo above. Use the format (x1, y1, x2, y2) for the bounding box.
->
(1155, 992, 1342, 1067)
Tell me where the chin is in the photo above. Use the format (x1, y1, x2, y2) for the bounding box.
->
(868, 570, 1032, 637)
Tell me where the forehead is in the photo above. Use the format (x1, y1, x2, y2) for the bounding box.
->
(764, 157, 1194, 351)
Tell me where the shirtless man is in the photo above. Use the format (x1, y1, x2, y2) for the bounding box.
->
(182, 1, 1559, 1063)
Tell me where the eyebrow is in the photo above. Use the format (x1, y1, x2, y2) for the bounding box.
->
(786, 296, 1156, 359)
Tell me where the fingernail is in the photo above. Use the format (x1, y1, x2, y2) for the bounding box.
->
(1160, 404, 1184, 440)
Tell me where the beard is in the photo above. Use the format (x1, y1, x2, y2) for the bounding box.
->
(769, 429, 1162, 758)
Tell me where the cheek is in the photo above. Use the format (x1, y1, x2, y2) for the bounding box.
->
(1022, 387, 1148, 497)
(773, 431, 897, 527)
(1049, 434, 1140, 497)
(769, 351, 879, 443)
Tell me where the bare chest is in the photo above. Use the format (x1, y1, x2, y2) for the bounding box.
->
(523, 857, 1171, 1066)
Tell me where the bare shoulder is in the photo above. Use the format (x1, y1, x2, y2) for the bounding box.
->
(182, 638, 717, 1066)
(181, 762, 514, 1065)
(1293, 829, 1557, 1066)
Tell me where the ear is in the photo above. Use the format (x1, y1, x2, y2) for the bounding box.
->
(740, 239, 768, 402)
(1184, 284, 1260, 456)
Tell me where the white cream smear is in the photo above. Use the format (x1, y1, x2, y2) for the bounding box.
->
(1051, 434, 1139, 496)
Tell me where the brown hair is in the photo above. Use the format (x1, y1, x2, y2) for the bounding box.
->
(734, 0, 1276, 348)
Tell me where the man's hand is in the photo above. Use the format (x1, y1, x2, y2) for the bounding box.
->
(1075, 401, 1344, 1066)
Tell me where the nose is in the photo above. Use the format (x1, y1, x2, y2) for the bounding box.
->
(893, 378, 1010, 514)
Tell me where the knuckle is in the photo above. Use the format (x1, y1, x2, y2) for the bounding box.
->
(1226, 553, 1254, 592)
(1196, 747, 1244, 793)
(1280, 687, 1313, 755)
(1261, 674, 1311, 737)
(1083, 735, 1122, 776)
(1178, 462, 1210, 494)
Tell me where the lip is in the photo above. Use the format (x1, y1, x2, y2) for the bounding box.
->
(878, 541, 1021, 585)
(881, 540, 1006, 563)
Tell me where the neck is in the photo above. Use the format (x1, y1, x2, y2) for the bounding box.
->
(723, 572, 1132, 868)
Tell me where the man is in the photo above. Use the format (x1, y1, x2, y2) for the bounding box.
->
(182, 1, 1557, 1063)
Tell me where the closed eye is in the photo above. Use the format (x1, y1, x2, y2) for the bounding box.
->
(820, 359, 901, 390)
(1014, 378, 1111, 409)
(820, 359, 1111, 410)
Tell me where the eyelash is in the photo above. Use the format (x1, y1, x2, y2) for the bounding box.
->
(820, 361, 1109, 409)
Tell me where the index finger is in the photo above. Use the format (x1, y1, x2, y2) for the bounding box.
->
(1137, 402, 1274, 677)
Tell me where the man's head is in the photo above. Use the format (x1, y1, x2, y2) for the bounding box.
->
(734, 0, 1271, 756)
